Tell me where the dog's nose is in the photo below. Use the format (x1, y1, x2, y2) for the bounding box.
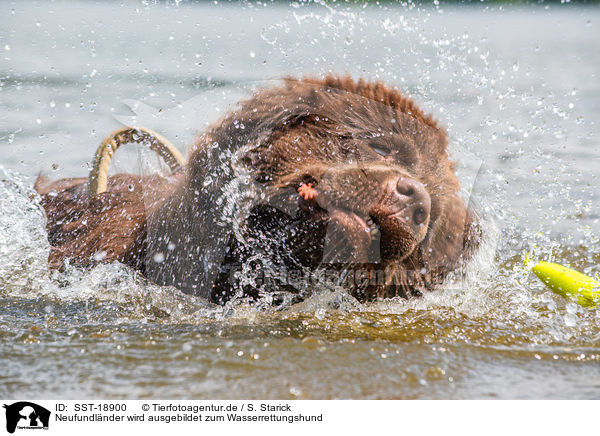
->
(395, 177, 431, 228)
(396, 177, 424, 198)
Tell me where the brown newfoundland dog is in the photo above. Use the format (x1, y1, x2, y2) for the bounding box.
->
(36, 76, 480, 304)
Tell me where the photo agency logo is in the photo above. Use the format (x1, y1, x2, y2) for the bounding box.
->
(3, 402, 50, 434)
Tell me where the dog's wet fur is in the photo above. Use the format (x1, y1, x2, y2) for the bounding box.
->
(36, 76, 480, 304)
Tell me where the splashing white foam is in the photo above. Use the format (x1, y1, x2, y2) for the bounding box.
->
(0, 167, 50, 294)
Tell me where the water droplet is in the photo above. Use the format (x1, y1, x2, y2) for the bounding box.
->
(289, 386, 302, 397)
(93, 251, 107, 261)
(564, 310, 578, 327)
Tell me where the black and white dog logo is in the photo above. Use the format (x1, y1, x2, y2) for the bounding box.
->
(3, 402, 50, 434)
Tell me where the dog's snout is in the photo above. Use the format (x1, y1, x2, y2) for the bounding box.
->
(413, 206, 428, 226)
(396, 178, 424, 200)
(394, 177, 431, 228)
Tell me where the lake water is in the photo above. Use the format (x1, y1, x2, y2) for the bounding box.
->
(1, 1, 599, 399)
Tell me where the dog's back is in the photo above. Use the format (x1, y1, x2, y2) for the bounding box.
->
(36, 173, 176, 270)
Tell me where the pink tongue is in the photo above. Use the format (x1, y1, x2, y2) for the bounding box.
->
(309, 188, 369, 233)
(328, 207, 370, 234)
(322, 206, 374, 264)
(301, 188, 374, 262)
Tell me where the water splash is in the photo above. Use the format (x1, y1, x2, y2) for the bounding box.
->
(0, 167, 49, 294)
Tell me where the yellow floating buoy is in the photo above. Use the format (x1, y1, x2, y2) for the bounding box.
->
(532, 261, 600, 307)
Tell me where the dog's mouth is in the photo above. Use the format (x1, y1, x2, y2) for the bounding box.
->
(328, 207, 378, 237)
(297, 184, 425, 264)
(369, 210, 422, 261)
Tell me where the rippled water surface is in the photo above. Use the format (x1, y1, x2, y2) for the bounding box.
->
(1, 1, 599, 399)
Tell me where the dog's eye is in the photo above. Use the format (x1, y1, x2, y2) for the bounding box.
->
(369, 143, 391, 157)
